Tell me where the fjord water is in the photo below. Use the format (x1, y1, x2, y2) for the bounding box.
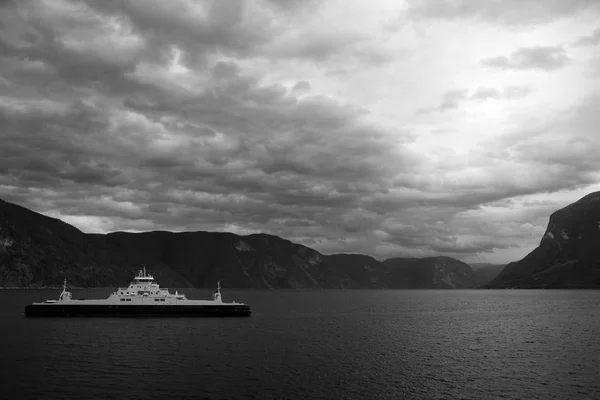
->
(2, 289, 599, 400)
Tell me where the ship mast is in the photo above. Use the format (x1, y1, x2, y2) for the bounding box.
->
(59, 278, 71, 301)
(213, 280, 222, 302)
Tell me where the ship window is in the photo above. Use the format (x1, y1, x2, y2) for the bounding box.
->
(154, 299, 159, 302)
(160, 299, 165, 302)
(120, 299, 125, 302)
(126, 299, 131, 302)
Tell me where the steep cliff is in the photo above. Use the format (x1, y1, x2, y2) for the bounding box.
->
(485, 192, 600, 288)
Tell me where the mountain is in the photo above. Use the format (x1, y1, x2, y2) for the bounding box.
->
(0, 198, 478, 289)
(384, 257, 476, 288)
(484, 192, 600, 289)
(470, 263, 505, 286)
(470, 263, 496, 270)
(0, 200, 189, 288)
(319, 253, 390, 289)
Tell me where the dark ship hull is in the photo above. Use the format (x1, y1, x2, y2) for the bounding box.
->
(24, 304, 252, 317)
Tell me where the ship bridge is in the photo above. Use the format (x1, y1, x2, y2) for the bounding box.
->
(132, 267, 154, 283)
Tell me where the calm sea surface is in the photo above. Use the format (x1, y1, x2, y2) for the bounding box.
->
(1, 288, 599, 399)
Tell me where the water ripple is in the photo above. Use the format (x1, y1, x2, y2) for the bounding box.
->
(1, 289, 600, 399)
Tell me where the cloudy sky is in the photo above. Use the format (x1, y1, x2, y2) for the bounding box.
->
(1, 0, 600, 264)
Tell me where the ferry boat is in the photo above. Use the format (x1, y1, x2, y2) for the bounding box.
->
(24, 268, 251, 317)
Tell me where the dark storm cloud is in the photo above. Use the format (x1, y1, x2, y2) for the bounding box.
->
(1, 0, 597, 263)
(408, 0, 600, 25)
(0, 0, 418, 250)
(481, 46, 571, 71)
(0, 2, 141, 90)
(83, 0, 272, 66)
(361, 184, 563, 219)
(369, 213, 521, 257)
(0, 100, 126, 188)
(81, 0, 384, 68)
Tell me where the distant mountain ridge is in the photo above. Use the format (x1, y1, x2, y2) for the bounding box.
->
(471, 264, 506, 287)
(0, 198, 490, 289)
(485, 192, 600, 289)
(384, 257, 477, 289)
